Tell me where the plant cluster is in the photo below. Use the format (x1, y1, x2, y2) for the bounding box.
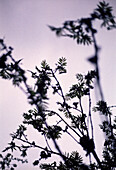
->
(0, 1, 116, 169)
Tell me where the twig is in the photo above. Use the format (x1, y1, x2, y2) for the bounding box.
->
(44, 134, 52, 152)
(15, 137, 61, 157)
(88, 92, 94, 139)
(66, 131, 80, 145)
(51, 69, 84, 136)
(45, 110, 81, 138)
(79, 98, 89, 137)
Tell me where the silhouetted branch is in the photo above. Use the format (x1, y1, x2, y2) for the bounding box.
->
(14, 137, 61, 157)
(88, 92, 94, 139)
(0, 1, 116, 169)
(45, 110, 81, 138)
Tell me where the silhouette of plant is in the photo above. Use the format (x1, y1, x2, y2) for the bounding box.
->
(0, 1, 116, 169)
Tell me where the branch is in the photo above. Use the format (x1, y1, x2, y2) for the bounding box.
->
(44, 134, 52, 152)
(51, 69, 84, 136)
(90, 23, 104, 101)
(46, 110, 81, 138)
(92, 150, 103, 170)
(79, 98, 89, 137)
(66, 131, 80, 145)
(14, 137, 61, 157)
(88, 92, 94, 139)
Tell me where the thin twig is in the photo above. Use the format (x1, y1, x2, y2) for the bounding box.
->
(89, 153, 92, 167)
(79, 98, 89, 137)
(51, 69, 84, 136)
(66, 131, 80, 144)
(88, 92, 94, 139)
(45, 110, 81, 138)
(108, 105, 116, 108)
(15, 137, 61, 157)
(44, 134, 52, 152)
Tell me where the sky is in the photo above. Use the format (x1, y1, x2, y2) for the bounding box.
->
(0, 0, 116, 169)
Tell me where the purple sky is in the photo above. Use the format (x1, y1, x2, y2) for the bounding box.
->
(0, 0, 116, 169)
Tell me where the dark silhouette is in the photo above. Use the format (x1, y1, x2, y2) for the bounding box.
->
(0, 1, 116, 169)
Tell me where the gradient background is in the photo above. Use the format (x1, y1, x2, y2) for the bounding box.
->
(0, 0, 116, 169)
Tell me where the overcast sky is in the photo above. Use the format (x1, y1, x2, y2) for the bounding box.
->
(0, 0, 116, 169)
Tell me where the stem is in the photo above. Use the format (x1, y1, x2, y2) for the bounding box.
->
(15, 137, 61, 157)
(46, 110, 81, 138)
(92, 150, 103, 170)
(66, 131, 80, 144)
(88, 92, 94, 139)
(79, 98, 89, 137)
(51, 69, 84, 136)
(89, 153, 92, 166)
(91, 26, 104, 101)
(44, 134, 52, 151)
(40, 116, 70, 167)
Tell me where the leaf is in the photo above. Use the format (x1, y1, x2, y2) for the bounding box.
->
(40, 151, 47, 159)
(93, 1, 116, 29)
(10, 168, 14, 170)
(93, 101, 111, 116)
(13, 164, 17, 167)
(73, 102, 78, 108)
(6, 153, 12, 157)
(0, 154, 3, 158)
(33, 160, 39, 166)
(55, 57, 67, 74)
(21, 149, 27, 157)
(41, 60, 50, 70)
